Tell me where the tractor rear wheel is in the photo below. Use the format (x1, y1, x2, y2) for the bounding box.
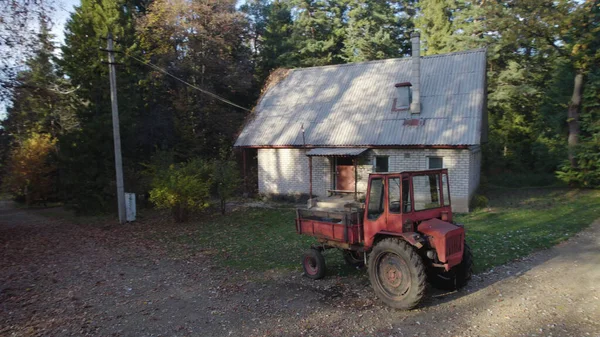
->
(302, 249, 326, 279)
(428, 243, 473, 290)
(342, 250, 365, 269)
(368, 238, 426, 310)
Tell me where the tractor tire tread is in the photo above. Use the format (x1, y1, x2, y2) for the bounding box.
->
(368, 238, 426, 310)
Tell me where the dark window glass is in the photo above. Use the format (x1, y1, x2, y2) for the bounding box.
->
(413, 173, 442, 211)
(375, 156, 389, 172)
(428, 157, 443, 169)
(388, 177, 401, 213)
(367, 178, 384, 219)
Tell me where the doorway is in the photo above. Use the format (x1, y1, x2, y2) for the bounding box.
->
(335, 157, 355, 191)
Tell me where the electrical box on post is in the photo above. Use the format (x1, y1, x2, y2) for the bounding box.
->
(125, 193, 136, 222)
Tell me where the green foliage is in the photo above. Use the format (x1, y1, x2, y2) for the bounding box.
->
(556, 63, 600, 187)
(556, 142, 600, 187)
(149, 159, 212, 222)
(3, 0, 600, 217)
(469, 194, 489, 210)
(3, 133, 57, 205)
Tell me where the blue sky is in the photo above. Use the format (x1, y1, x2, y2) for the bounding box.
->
(52, 0, 80, 45)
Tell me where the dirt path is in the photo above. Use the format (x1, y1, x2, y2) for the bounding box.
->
(1, 204, 599, 337)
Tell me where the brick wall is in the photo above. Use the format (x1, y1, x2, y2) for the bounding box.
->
(257, 147, 481, 212)
(257, 149, 331, 198)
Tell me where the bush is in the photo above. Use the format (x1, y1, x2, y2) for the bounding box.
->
(556, 138, 600, 188)
(149, 159, 212, 222)
(470, 194, 489, 210)
(3, 133, 57, 205)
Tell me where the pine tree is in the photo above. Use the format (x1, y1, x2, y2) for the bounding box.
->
(58, 0, 149, 212)
(289, 0, 347, 66)
(342, 0, 412, 62)
(415, 0, 454, 55)
(256, 0, 295, 79)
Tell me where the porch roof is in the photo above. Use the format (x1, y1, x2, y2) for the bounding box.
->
(306, 147, 368, 157)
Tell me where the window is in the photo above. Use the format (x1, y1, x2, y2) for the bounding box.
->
(412, 173, 442, 211)
(442, 173, 450, 206)
(388, 177, 401, 213)
(402, 177, 412, 212)
(392, 83, 412, 112)
(428, 157, 443, 169)
(375, 156, 389, 172)
(367, 178, 384, 219)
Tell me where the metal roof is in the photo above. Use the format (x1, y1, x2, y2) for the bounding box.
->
(235, 49, 487, 147)
(306, 148, 368, 157)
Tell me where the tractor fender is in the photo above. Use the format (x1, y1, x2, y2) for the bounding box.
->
(372, 231, 425, 250)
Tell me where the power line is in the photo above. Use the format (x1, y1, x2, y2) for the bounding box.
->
(124, 52, 252, 112)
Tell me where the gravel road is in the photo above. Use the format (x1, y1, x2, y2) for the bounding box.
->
(1, 202, 598, 337)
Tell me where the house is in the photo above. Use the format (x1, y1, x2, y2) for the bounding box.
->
(235, 33, 487, 213)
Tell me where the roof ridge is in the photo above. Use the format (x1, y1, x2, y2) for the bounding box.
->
(288, 48, 487, 72)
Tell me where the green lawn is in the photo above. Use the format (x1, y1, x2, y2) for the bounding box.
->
(456, 188, 600, 272)
(164, 188, 600, 275)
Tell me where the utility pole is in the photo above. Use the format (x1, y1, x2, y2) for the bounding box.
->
(106, 33, 126, 224)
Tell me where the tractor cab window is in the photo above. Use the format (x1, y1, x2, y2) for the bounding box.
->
(442, 173, 450, 206)
(412, 173, 442, 211)
(402, 177, 411, 212)
(367, 178, 384, 219)
(388, 177, 401, 213)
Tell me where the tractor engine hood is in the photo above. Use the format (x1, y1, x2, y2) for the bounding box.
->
(417, 218, 465, 270)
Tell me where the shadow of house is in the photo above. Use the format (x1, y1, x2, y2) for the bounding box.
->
(235, 33, 487, 213)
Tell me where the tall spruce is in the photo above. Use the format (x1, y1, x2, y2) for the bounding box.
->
(58, 0, 149, 212)
(342, 0, 413, 62)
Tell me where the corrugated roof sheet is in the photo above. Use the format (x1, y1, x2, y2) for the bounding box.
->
(235, 49, 487, 147)
(306, 148, 368, 157)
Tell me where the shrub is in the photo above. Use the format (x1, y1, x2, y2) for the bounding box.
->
(470, 194, 489, 210)
(556, 138, 600, 188)
(3, 133, 57, 205)
(149, 159, 212, 222)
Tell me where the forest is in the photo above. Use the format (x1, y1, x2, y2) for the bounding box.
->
(0, 0, 599, 216)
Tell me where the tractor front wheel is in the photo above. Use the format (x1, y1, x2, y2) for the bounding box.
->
(368, 238, 426, 310)
(302, 249, 326, 279)
(428, 242, 473, 291)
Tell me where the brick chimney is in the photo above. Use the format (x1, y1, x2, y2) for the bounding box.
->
(410, 32, 421, 115)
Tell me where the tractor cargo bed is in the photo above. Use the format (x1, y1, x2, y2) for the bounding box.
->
(296, 208, 363, 244)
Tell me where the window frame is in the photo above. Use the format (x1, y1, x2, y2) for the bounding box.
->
(388, 177, 401, 214)
(366, 177, 385, 220)
(412, 173, 443, 212)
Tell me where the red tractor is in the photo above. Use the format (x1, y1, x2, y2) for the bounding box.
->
(296, 169, 473, 309)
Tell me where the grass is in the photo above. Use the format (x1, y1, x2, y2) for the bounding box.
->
(456, 188, 600, 272)
(161, 208, 362, 277)
(178, 188, 600, 275)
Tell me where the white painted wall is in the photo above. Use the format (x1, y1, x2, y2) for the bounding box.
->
(257, 147, 481, 212)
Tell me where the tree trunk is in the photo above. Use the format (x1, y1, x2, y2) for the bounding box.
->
(567, 72, 584, 167)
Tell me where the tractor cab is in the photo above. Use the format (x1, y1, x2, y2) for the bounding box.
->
(363, 169, 454, 248)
